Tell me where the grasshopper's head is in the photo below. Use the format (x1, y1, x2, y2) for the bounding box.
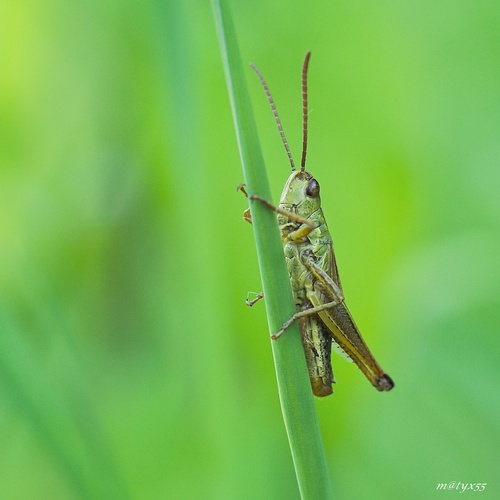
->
(279, 170, 321, 217)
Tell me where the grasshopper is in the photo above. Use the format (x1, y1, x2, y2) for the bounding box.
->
(242, 52, 394, 396)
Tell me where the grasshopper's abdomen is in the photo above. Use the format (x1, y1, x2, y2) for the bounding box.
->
(284, 240, 335, 397)
(301, 305, 334, 397)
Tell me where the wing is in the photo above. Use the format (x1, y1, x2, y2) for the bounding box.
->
(302, 251, 394, 392)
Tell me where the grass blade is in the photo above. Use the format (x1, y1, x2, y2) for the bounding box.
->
(212, 1, 333, 497)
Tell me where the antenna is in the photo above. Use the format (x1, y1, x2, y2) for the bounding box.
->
(300, 51, 311, 171)
(250, 62, 296, 171)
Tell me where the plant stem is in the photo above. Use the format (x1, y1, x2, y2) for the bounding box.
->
(212, 0, 333, 498)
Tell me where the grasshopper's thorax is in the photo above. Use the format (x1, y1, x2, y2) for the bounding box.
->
(279, 170, 321, 218)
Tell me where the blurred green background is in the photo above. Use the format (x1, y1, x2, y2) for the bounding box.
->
(1, 0, 499, 498)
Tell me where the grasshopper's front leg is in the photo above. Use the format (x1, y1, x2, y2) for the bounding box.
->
(238, 186, 315, 235)
(248, 194, 316, 240)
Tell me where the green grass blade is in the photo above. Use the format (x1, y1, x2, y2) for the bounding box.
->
(212, 1, 333, 498)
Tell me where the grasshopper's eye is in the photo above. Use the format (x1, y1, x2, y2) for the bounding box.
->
(305, 178, 320, 198)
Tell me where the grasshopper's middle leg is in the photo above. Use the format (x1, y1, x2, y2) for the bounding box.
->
(271, 299, 343, 340)
(272, 253, 345, 340)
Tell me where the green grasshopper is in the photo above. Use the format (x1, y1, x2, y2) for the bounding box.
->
(242, 52, 394, 396)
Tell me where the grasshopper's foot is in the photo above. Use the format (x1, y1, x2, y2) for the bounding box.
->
(237, 184, 253, 224)
(237, 183, 248, 197)
(271, 315, 296, 340)
(246, 292, 264, 307)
